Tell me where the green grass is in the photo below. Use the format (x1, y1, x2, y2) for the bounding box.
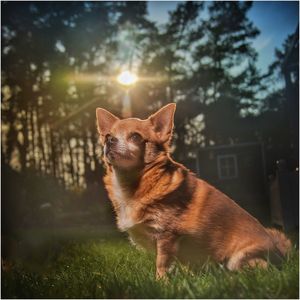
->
(2, 229, 299, 299)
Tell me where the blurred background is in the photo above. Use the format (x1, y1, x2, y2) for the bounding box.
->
(1, 1, 299, 268)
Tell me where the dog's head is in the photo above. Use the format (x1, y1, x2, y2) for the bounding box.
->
(96, 103, 176, 170)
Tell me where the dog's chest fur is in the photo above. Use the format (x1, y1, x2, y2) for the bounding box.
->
(111, 174, 135, 231)
(111, 174, 155, 250)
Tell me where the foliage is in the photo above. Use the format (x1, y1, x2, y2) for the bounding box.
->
(2, 232, 299, 299)
(2, 1, 298, 190)
(1, 1, 153, 188)
(260, 27, 299, 171)
(180, 2, 264, 148)
(268, 27, 299, 84)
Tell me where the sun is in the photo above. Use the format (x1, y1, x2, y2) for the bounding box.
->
(117, 71, 138, 86)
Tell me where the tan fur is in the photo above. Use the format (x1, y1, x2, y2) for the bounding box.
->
(96, 104, 292, 279)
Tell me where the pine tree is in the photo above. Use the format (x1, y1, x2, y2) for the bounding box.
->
(187, 1, 263, 147)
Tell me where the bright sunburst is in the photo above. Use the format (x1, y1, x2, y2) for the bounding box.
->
(117, 71, 138, 86)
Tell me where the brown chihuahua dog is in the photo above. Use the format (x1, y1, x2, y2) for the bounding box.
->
(96, 103, 291, 279)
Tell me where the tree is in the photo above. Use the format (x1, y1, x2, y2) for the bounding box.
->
(1, 1, 157, 190)
(261, 27, 299, 171)
(1, 2, 118, 186)
(186, 2, 265, 147)
(137, 2, 204, 158)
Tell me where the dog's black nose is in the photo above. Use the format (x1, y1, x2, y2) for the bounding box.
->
(106, 135, 118, 148)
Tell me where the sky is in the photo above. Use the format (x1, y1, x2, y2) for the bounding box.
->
(147, 1, 299, 74)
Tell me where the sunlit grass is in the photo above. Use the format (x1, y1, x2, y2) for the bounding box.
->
(2, 232, 299, 299)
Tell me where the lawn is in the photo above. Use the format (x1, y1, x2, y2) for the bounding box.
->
(2, 227, 299, 299)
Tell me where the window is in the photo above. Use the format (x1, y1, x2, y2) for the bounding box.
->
(217, 154, 238, 180)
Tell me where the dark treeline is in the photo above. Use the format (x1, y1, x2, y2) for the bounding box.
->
(1, 2, 298, 206)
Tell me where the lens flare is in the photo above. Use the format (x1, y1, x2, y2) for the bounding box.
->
(117, 71, 138, 86)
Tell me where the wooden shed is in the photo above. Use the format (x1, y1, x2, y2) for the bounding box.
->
(196, 142, 269, 223)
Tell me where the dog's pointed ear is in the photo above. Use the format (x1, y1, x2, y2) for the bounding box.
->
(149, 103, 176, 143)
(96, 108, 119, 139)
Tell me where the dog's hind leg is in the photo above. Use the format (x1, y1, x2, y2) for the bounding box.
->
(226, 247, 269, 271)
(244, 258, 268, 269)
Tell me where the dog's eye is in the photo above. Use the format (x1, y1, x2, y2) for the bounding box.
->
(129, 132, 143, 143)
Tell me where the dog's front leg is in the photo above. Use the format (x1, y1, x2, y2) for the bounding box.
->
(156, 234, 177, 279)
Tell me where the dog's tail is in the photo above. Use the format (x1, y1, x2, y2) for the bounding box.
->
(266, 228, 292, 259)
